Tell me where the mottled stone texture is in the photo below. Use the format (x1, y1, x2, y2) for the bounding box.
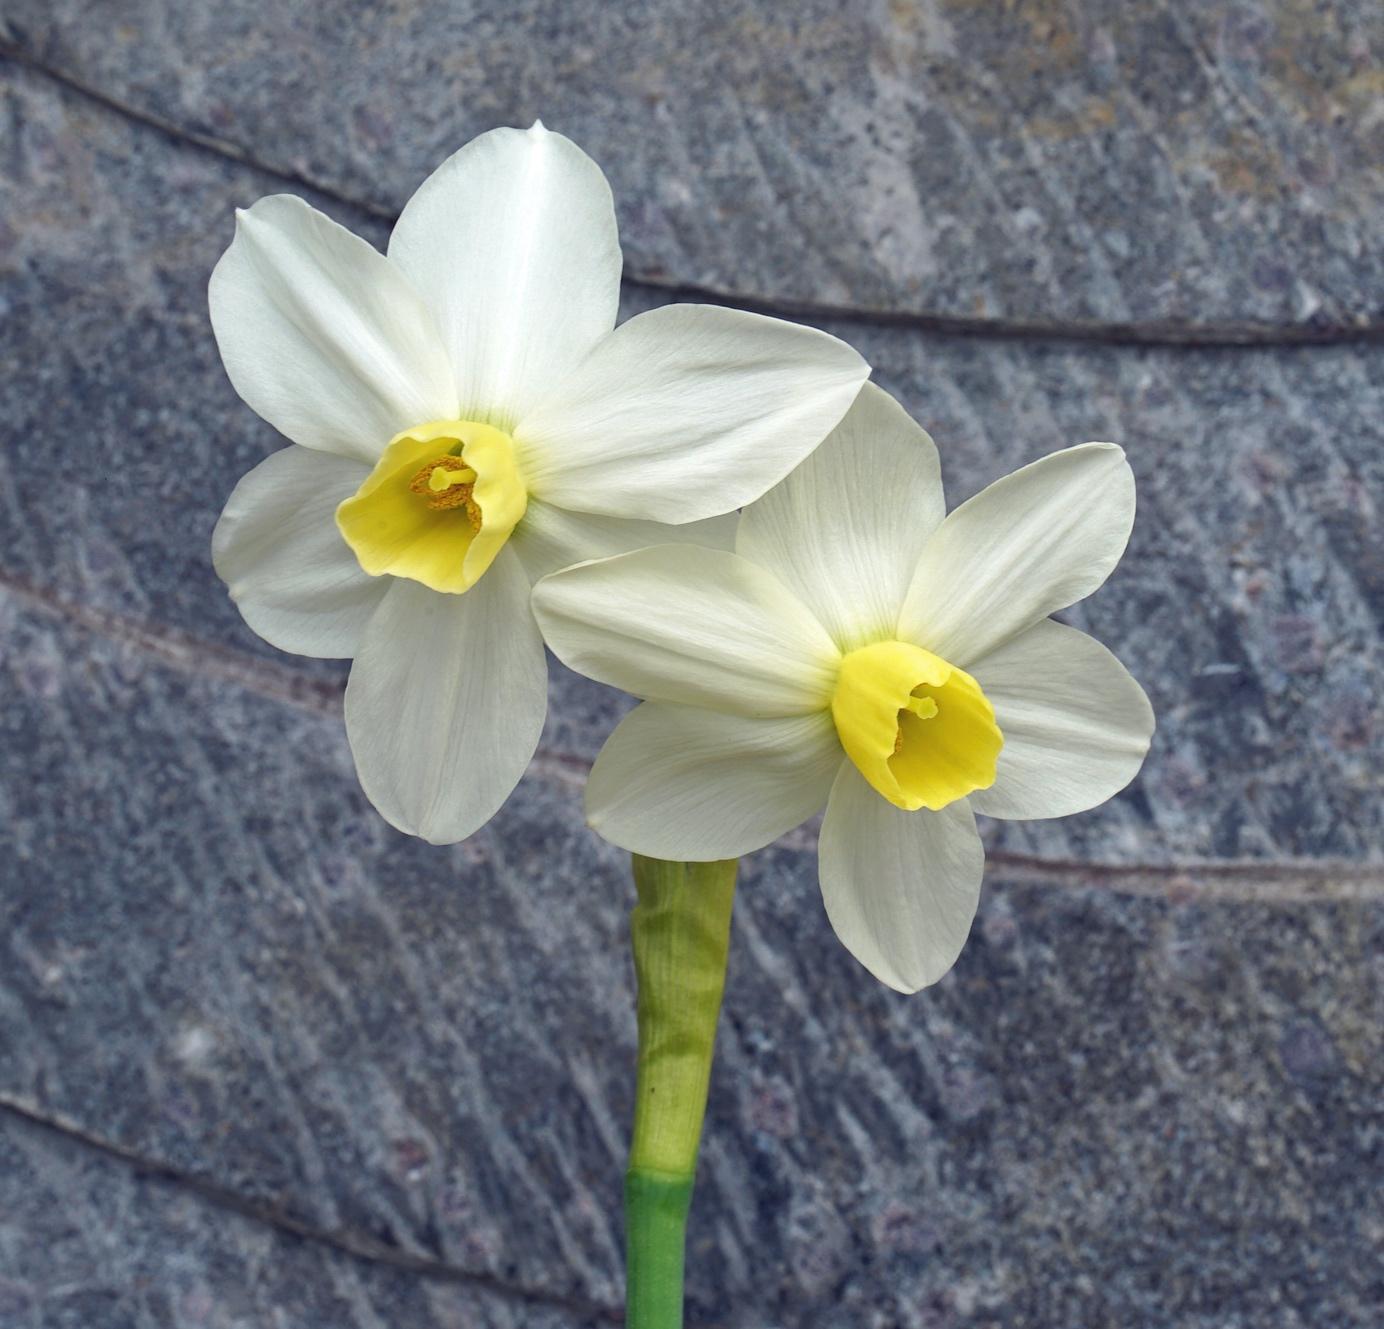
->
(4, 0, 1384, 328)
(0, 7, 1382, 1328)
(0, 1109, 610, 1329)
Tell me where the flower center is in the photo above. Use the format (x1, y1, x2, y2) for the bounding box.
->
(830, 639, 1002, 812)
(337, 419, 527, 595)
(411, 456, 480, 519)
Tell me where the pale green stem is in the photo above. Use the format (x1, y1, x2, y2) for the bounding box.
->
(624, 854, 737, 1329)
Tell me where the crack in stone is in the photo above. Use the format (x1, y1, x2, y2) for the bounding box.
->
(0, 1090, 625, 1322)
(966, 850, 1384, 904)
(4, 568, 1379, 903)
(1, 569, 345, 716)
(3, 38, 1382, 351)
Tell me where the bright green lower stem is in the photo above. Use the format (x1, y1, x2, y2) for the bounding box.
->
(624, 1170, 694, 1327)
(624, 855, 738, 1329)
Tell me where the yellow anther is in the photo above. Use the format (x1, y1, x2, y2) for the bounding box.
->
(427, 464, 477, 492)
(894, 696, 937, 753)
(408, 455, 479, 512)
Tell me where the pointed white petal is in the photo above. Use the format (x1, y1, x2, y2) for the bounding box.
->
(509, 497, 736, 585)
(898, 443, 1135, 666)
(585, 703, 843, 860)
(514, 304, 870, 522)
(212, 445, 384, 658)
(387, 124, 621, 426)
(818, 763, 984, 993)
(737, 383, 944, 651)
(967, 619, 1154, 820)
(344, 547, 547, 844)
(532, 545, 840, 717)
(209, 195, 458, 463)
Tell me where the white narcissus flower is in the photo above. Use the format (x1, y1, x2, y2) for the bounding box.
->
(532, 385, 1155, 992)
(210, 123, 869, 844)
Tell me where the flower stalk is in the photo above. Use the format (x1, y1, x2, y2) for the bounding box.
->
(625, 854, 737, 1329)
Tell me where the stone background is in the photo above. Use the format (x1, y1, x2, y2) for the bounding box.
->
(1, 3, 1381, 1326)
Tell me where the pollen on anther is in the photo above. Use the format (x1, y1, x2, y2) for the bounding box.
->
(410, 456, 480, 519)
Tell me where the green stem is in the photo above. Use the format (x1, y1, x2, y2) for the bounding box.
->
(624, 854, 737, 1329)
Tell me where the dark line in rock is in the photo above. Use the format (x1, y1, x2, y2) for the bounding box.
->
(0, 1091, 625, 1321)
(979, 850, 1384, 904)
(4, 568, 1379, 903)
(0, 568, 345, 717)
(0, 35, 393, 222)
(774, 821, 1381, 902)
(646, 281, 1384, 349)
(4, 39, 1382, 351)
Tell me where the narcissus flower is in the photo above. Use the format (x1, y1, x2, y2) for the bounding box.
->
(210, 124, 869, 843)
(532, 386, 1154, 991)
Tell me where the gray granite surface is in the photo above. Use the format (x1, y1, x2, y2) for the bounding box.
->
(1, 8, 1382, 1329)
(3, 1, 1384, 331)
(0, 1106, 610, 1329)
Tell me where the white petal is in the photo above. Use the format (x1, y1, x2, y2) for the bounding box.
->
(209, 195, 458, 463)
(212, 445, 384, 658)
(514, 304, 870, 522)
(585, 703, 844, 860)
(898, 443, 1135, 666)
(344, 547, 547, 844)
(737, 383, 944, 651)
(966, 619, 1154, 820)
(818, 763, 984, 993)
(387, 124, 621, 426)
(531, 544, 840, 717)
(509, 497, 736, 585)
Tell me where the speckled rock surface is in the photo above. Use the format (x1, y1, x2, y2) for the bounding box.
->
(3, 0, 1383, 329)
(0, 1108, 609, 1329)
(1, 15, 1382, 1329)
